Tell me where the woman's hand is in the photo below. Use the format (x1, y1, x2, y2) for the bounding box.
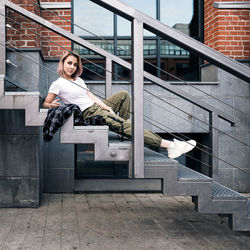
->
(51, 99, 61, 108)
(87, 91, 116, 115)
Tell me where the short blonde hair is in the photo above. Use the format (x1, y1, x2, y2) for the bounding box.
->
(57, 51, 83, 79)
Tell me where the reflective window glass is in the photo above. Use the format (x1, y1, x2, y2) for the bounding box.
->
(117, 40, 131, 57)
(73, 0, 202, 81)
(120, 0, 156, 18)
(118, 0, 156, 36)
(160, 39, 196, 81)
(117, 17, 155, 37)
(74, 0, 113, 36)
(161, 0, 193, 29)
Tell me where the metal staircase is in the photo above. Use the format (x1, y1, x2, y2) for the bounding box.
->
(59, 114, 250, 231)
(0, 0, 250, 231)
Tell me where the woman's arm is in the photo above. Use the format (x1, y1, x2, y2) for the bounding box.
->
(87, 91, 115, 115)
(43, 93, 61, 109)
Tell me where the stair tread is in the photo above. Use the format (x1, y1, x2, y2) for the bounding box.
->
(108, 132, 131, 146)
(177, 165, 211, 182)
(212, 182, 247, 200)
(108, 133, 170, 162)
(74, 125, 109, 130)
(108, 134, 169, 162)
(144, 148, 170, 162)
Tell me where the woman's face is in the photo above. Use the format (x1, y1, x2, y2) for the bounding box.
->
(63, 55, 78, 78)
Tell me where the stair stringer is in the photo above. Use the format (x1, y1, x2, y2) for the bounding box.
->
(231, 210, 250, 231)
(144, 162, 249, 231)
(60, 115, 131, 162)
(0, 91, 47, 126)
(144, 162, 213, 209)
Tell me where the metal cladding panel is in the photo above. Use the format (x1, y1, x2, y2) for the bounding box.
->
(247, 199, 250, 216)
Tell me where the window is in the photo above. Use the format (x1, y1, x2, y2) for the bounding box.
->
(118, 0, 156, 37)
(73, 0, 203, 81)
(73, 0, 113, 36)
(161, 0, 193, 29)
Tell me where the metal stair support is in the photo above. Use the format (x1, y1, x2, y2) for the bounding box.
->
(60, 115, 131, 163)
(0, 91, 47, 126)
(144, 148, 250, 231)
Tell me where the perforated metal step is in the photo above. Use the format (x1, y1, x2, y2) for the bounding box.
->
(212, 182, 247, 200)
(144, 148, 170, 162)
(108, 131, 131, 146)
(177, 165, 211, 182)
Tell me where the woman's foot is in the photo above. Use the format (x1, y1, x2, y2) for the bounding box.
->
(167, 139, 197, 159)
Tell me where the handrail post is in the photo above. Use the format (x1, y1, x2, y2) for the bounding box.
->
(0, 0, 6, 95)
(209, 111, 219, 180)
(105, 57, 112, 98)
(132, 17, 144, 178)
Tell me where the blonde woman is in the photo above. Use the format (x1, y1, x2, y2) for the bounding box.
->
(43, 51, 196, 159)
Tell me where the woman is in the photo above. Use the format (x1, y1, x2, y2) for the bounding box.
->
(43, 51, 196, 159)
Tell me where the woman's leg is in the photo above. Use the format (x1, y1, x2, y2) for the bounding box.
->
(83, 103, 196, 159)
(84, 105, 162, 147)
(105, 115, 196, 159)
(103, 90, 130, 120)
(103, 115, 196, 158)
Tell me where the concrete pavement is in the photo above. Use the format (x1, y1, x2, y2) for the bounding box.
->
(0, 193, 249, 250)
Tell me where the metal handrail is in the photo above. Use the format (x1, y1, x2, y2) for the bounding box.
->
(91, 0, 250, 83)
(21, 0, 249, 117)
(4, 0, 238, 125)
(2, 12, 242, 129)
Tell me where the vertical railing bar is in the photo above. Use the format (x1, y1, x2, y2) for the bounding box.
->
(132, 17, 144, 178)
(209, 111, 219, 180)
(0, 0, 6, 95)
(105, 57, 112, 98)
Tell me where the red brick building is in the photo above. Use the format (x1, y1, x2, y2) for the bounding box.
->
(204, 0, 250, 59)
(6, 0, 250, 60)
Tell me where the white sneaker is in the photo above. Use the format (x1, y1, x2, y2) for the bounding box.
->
(167, 139, 197, 159)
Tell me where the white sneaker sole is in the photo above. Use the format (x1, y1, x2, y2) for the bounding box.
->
(168, 139, 197, 159)
(183, 140, 197, 154)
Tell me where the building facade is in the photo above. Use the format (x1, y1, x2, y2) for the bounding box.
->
(0, 0, 249, 207)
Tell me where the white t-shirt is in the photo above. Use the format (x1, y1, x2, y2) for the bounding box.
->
(49, 77, 94, 111)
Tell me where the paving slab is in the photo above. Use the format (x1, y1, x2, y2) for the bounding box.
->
(0, 193, 249, 250)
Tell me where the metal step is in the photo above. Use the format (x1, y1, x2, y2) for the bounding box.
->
(212, 182, 247, 200)
(108, 131, 131, 147)
(177, 165, 211, 182)
(144, 148, 170, 162)
(108, 133, 172, 163)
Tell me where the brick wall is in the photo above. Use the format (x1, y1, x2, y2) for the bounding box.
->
(204, 0, 250, 59)
(6, 0, 41, 48)
(6, 0, 71, 59)
(40, 7, 71, 58)
(6, 0, 249, 60)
